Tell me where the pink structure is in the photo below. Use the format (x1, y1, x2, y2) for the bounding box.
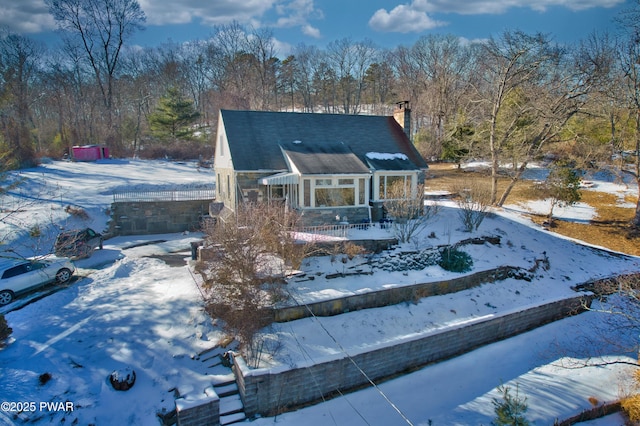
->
(72, 145, 109, 161)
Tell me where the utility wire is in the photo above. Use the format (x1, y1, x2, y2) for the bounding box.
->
(286, 289, 414, 426)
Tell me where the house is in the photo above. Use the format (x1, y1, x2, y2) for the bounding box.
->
(213, 103, 428, 226)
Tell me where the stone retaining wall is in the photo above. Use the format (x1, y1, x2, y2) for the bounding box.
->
(234, 295, 591, 418)
(274, 266, 525, 322)
(110, 200, 213, 236)
(175, 386, 220, 426)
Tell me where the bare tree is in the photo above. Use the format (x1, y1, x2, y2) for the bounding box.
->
(477, 31, 558, 205)
(476, 31, 604, 207)
(616, 1, 640, 228)
(325, 38, 378, 114)
(0, 31, 44, 168)
(45, 0, 146, 152)
(291, 43, 323, 112)
(247, 27, 279, 111)
(412, 34, 473, 153)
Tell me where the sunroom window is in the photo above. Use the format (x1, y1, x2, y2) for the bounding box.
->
(378, 174, 413, 200)
(304, 176, 364, 208)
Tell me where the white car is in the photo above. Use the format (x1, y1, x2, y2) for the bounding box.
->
(0, 256, 76, 305)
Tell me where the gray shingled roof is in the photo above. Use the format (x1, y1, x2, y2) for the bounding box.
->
(220, 109, 427, 173)
(280, 140, 370, 174)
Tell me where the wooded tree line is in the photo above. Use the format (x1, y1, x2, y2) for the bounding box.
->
(0, 1, 639, 195)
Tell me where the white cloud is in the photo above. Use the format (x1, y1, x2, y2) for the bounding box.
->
(140, 0, 322, 39)
(301, 24, 321, 39)
(369, 3, 447, 33)
(416, 0, 625, 15)
(139, 0, 277, 26)
(368, 0, 625, 34)
(274, 0, 323, 38)
(0, 0, 323, 42)
(0, 0, 56, 34)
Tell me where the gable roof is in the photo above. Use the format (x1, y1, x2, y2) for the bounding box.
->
(220, 109, 427, 173)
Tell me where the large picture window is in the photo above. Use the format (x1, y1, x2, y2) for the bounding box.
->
(302, 176, 366, 208)
(315, 187, 355, 207)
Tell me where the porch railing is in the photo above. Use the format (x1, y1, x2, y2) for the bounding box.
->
(298, 220, 391, 239)
(113, 187, 216, 202)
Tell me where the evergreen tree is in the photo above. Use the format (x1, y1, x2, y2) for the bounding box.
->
(492, 383, 530, 426)
(148, 87, 200, 142)
(543, 160, 582, 223)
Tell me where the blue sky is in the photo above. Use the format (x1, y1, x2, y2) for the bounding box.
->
(0, 0, 632, 56)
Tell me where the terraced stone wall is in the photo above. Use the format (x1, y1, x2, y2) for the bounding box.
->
(234, 295, 591, 418)
(274, 266, 525, 322)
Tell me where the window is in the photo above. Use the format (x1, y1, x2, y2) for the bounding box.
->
(270, 185, 284, 200)
(378, 174, 413, 200)
(2, 264, 28, 279)
(304, 179, 311, 207)
(315, 187, 355, 207)
(302, 176, 365, 208)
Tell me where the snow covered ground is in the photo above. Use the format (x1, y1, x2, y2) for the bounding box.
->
(0, 159, 638, 425)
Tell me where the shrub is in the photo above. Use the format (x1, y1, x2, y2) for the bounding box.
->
(29, 224, 41, 237)
(451, 179, 491, 232)
(65, 205, 89, 219)
(137, 140, 212, 160)
(0, 314, 12, 345)
(492, 383, 530, 426)
(622, 368, 640, 422)
(439, 247, 473, 273)
(383, 182, 440, 243)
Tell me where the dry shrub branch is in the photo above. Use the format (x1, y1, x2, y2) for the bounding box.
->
(197, 203, 309, 362)
(450, 179, 492, 232)
(384, 182, 439, 243)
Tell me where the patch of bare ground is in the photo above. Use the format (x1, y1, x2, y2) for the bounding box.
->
(426, 163, 640, 256)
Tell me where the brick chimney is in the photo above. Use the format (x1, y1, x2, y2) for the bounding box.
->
(393, 101, 411, 139)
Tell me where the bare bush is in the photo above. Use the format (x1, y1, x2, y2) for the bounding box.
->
(0, 314, 12, 346)
(383, 182, 439, 243)
(64, 205, 89, 219)
(137, 141, 212, 160)
(197, 203, 309, 362)
(451, 179, 492, 232)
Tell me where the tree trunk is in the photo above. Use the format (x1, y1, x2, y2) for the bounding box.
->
(489, 98, 501, 206)
(632, 110, 640, 228)
(497, 161, 529, 207)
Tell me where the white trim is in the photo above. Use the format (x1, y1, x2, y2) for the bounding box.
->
(260, 172, 299, 185)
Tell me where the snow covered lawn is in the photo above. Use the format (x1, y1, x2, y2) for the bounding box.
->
(1, 159, 639, 425)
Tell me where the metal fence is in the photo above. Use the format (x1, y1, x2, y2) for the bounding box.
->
(299, 221, 382, 238)
(113, 187, 216, 202)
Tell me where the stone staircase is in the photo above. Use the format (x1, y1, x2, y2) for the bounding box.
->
(196, 346, 247, 425)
